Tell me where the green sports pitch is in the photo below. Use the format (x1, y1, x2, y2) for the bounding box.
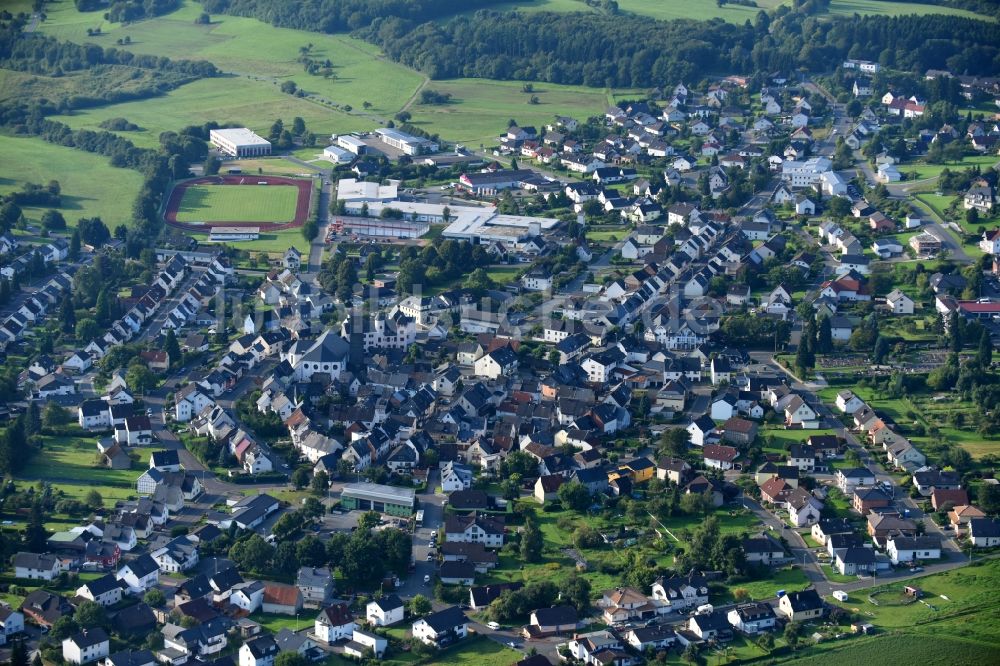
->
(173, 184, 299, 224)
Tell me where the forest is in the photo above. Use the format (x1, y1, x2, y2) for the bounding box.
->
(192, 0, 1000, 87)
(359, 10, 1000, 87)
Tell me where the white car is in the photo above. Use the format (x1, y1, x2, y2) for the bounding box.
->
(423, 574, 431, 584)
(487, 622, 501, 631)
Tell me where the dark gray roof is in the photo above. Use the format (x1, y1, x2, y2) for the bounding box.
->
(420, 606, 468, 633)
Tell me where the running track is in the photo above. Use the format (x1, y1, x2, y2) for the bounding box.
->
(163, 175, 311, 231)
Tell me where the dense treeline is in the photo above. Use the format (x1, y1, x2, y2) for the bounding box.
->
(358, 10, 1000, 86)
(75, 0, 180, 23)
(191, 0, 1000, 84)
(200, 0, 501, 32)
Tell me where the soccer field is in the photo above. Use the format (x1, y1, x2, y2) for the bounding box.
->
(174, 184, 300, 224)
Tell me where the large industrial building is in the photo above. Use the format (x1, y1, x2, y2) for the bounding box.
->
(336, 178, 398, 204)
(374, 128, 439, 156)
(335, 218, 430, 239)
(340, 482, 416, 517)
(333, 178, 559, 243)
(209, 128, 272, 158)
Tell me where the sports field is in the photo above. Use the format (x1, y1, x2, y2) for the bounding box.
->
(173, 184, 299, 224)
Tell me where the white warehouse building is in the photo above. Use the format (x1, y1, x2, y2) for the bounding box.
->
(209, 128, 272, 158)
(374, 128, 439, 156)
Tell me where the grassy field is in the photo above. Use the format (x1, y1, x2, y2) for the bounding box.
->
(15, 435, 144, 508)
(783, 633, 999, 665)
(762, 560, 1000, 664)
(448, 0, 988, 22)
(192, 227, 311, 254)
(174, 184, 300, 223)
(485, 266, 521, 285)
(902, 155, 1000, 181)
(51, 77, 371, 151)
(827, 0, 990, 18)
(728, 567, 811, 602)
(37, 1, 423, 114)
(616, 0, 790, 23)
(0, 134, 144, 229)
(225, 157, 325, 176)
(35, 1, 644, 150)
(404, 78, 623, 147)
(252, 612, 311, 634)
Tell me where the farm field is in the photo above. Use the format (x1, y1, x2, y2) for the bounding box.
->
(174, 184, 300, 224)
(0, 134, 144, 229)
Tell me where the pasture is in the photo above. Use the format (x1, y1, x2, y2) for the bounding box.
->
(174, 184, 300, 224)
(0, 134, 144, 229)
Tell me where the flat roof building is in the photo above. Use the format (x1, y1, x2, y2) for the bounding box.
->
(209, 226, 260, 241)
(336, 135, 369, 155)
(323, 145, 354, 164)
(443, 210, 560, 244)
(336, 178, 399, 203)
(341, 482, 416, 517)
(209, 128, 271, 158)
(375, 128, 438, 156)
(337, 217, 430, 239)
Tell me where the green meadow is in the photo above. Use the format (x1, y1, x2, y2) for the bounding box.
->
(0, 134, 144, 229)
(36, 0, 423, 117)
(903, 155, 1000, 181)
(174, 184, 300, 224)
(50, 77, 372, 150)
(406, 78, 622, 147)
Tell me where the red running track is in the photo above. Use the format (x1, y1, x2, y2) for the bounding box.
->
(163, 175, 311, 231)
